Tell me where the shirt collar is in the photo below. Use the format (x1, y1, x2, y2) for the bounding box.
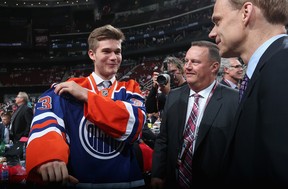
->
(92, 72, 116, 85)
(189, 80, 216, 99)
(225, 79, 238, 89)
(246, 34, 288, 79)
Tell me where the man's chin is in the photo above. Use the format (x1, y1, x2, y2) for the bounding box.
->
(220, 49, 239, 58)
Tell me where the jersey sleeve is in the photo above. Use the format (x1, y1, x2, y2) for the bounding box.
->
(84, 80, 146, 143)
(26, 88, 69, 179)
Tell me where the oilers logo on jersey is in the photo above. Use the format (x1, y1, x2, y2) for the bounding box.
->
(79, 117, 125, 159)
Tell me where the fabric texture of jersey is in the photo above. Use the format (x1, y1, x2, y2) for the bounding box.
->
(26, 73, 147, 188)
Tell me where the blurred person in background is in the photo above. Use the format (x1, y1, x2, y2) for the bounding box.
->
(141, 112, 159, 149)
(10, 91, 33, 143)
(145, 56, 186, 118)
(0, 108, 4, 122)
(143, 57, 187, 167)
(11, 103, 18, 113)
(219, 57, 244, 89)
(26, 24, 146, 188)
(0, 113, 10, 144)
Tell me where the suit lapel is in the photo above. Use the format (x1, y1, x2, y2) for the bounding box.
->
(241, 36, 287, 104)
(194, 84, 222, 151)
(11, 105, 23, 126)
(177, 85, 190, 143)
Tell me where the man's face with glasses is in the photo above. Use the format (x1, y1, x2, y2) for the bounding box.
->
(226, 58, 244, 81)
(230, 65, 243, 69)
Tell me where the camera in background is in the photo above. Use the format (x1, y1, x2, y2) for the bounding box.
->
(156, 60, 176, 88)
(157, 73, 171, 86)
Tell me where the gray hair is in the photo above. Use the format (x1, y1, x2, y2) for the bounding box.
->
(18, 92, 29, 104)
(219, 58, 231, 76)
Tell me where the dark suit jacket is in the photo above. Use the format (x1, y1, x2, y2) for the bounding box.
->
(145, 82, 187, 114)
(10, 104, 33, 142)
(224, 36, 288, 187)
(220, 79, 239, 90)
(145, 86, 160, 114)
(220, 79, 230, 87)
(152, 82, 239, 188)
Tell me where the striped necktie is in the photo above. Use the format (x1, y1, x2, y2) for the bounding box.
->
(178, 93, 201, 188)
(102, 80, 111, 89)
(239, 74, 249, 103)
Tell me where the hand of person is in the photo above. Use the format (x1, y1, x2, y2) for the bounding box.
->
(54, 81, 88, 102)
(150, 177, 164, 189)
(152, 72, 160, 88)
(37, 160, 79, 185)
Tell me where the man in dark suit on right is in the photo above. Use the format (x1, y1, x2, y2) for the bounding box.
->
(209, 0, 288, 187)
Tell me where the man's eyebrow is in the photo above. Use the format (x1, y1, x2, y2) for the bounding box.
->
(211, 16, 217, 23)
(211, 13, 221, 22)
